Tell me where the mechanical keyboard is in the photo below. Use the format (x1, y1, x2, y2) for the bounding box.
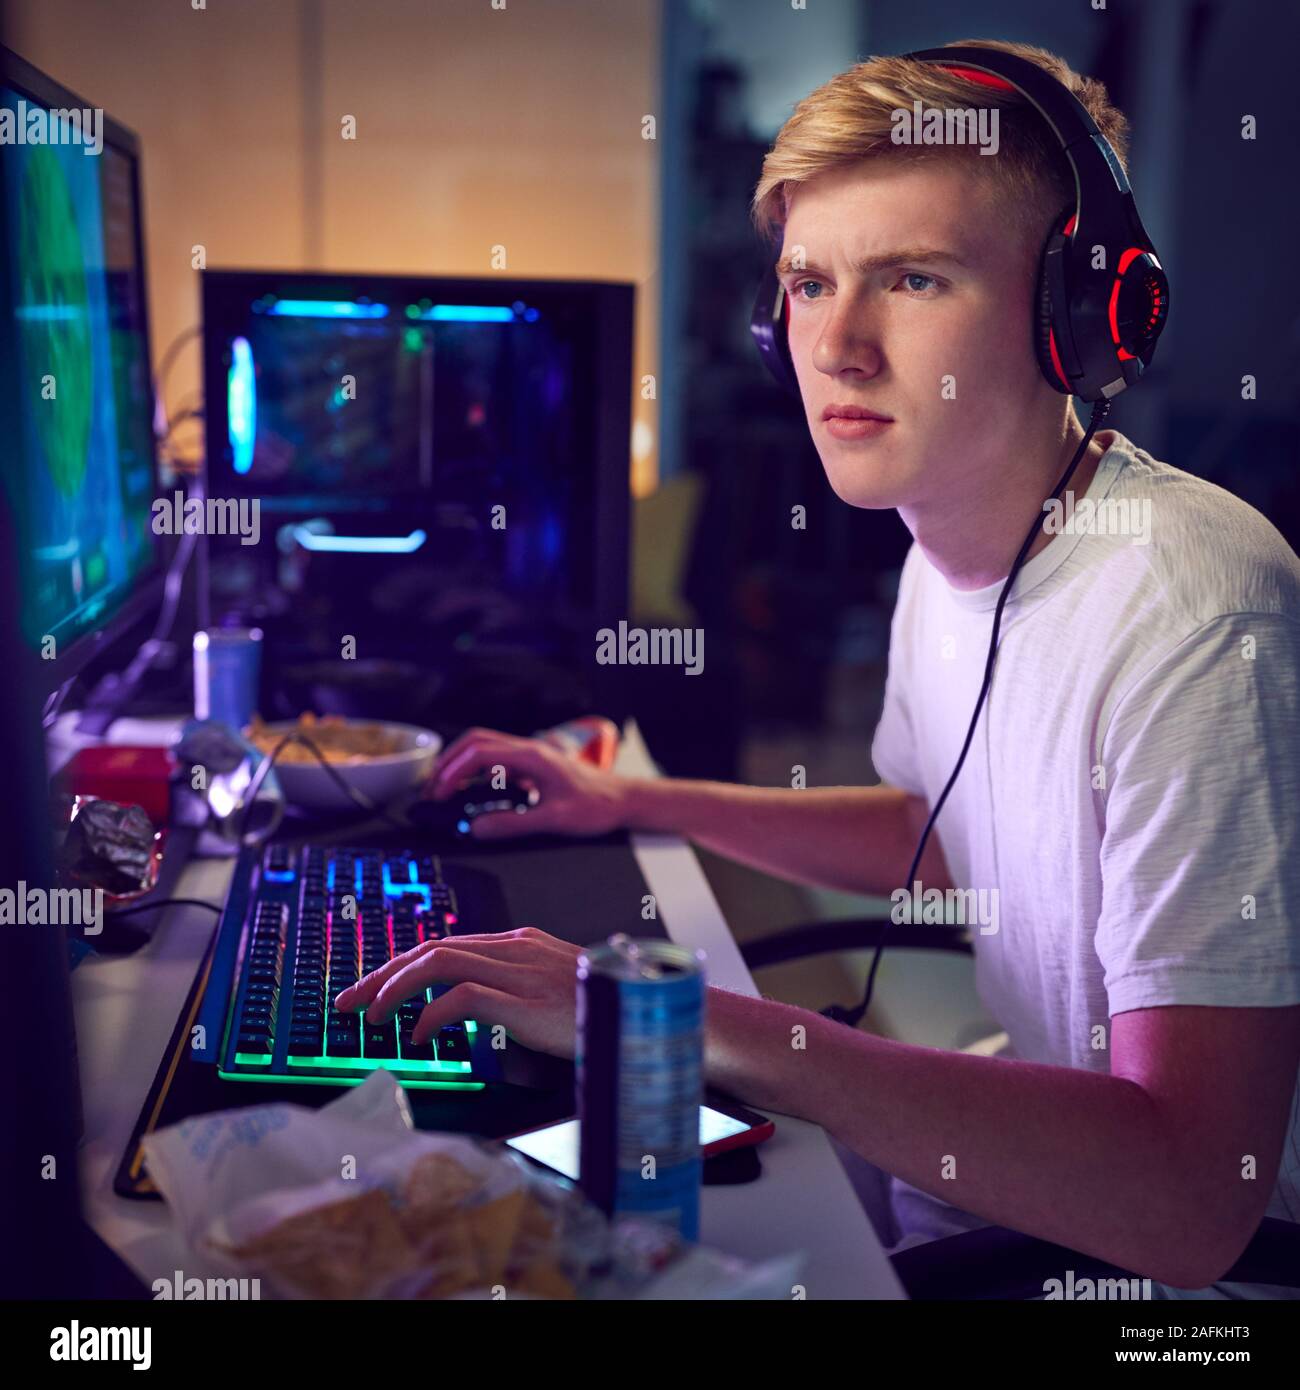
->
(215, 842, 501, 1089)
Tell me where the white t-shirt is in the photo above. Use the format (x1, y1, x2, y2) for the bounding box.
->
(870, 431, 1300, 1299)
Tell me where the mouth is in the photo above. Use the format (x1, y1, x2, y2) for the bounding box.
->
(821, 404, 894, 422)
(822, 404, 894, 441)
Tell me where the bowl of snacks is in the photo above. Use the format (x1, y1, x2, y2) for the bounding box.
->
(244, 712, 442, 812)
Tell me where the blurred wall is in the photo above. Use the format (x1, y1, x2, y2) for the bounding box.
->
(3, 0, 662, 493)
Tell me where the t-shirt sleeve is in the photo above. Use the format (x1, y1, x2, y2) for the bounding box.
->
(1096, 612, 1300, 1014)
(871, 547, 926, 797)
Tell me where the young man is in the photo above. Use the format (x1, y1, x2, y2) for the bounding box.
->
(338, 40, 1300, 1298)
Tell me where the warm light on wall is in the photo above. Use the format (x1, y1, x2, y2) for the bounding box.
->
(631, 418, 657, 499)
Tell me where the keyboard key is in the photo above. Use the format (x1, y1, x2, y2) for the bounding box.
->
(364, 1027, 397, 1059)
(436, 1028, 470, 1062)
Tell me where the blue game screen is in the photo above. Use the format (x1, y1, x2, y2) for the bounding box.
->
(1, 84, 156, 655)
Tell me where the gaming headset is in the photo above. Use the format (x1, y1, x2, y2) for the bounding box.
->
(749, 44, 1169, 403)
(747, 47, 1171, 1027)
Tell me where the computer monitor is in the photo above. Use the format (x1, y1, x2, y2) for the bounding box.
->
(0, 45, 161, 697)
(0, 46, 154, 1298)
(201, 270, 633, 729)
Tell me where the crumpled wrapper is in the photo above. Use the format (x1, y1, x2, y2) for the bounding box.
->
(141, 1072, 802, 1300)
(57, 797, 156, 896)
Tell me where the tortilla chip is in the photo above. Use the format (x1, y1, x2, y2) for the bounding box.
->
(214, 1150, 569, 1299)
(412, 1215, 482, 1298)
(510, 1258, 576, 1300)
(460, 1190, 526, 1286)
(400, 1151, 483, 1220)
(221, 1188, 417, 1299)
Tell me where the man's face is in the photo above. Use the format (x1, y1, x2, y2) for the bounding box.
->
(778, 158, 1047, 512)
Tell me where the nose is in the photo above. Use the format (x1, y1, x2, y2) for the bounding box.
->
(810, 291, 884, 381)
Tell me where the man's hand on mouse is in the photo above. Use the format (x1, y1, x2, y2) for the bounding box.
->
(425, 727, 630, 840)
(334, 926, 584, 1058)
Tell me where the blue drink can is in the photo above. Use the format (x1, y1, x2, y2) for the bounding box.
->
(193, 628, 263, 730)
(577, 936, 706, 1239)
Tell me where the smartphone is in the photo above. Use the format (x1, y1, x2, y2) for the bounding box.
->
(504, 1099, 774, 1181)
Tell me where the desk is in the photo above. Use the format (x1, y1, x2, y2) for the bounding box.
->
(65, 718, 903, 1299)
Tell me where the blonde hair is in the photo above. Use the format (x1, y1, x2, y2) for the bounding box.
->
(751, 39, 1130, 249)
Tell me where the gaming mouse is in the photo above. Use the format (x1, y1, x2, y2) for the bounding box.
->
(405, 776, 540, 838)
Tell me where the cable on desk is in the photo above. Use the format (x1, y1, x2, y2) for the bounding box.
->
(106, 897, 222, 919)
(238, 731, 412, 845)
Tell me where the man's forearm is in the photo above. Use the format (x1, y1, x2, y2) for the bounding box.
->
(621, 777, 951, 897)
(704, 988, 1242, 1288)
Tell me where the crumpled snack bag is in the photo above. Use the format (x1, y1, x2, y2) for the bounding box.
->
(142, 1073, 576, 1299)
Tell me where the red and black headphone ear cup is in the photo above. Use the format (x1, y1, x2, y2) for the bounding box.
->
(1034, 269, 1066, 393)
(1034, 211, 1075, 394)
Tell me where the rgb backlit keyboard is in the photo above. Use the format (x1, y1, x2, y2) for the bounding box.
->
(217, 843, 488, 1089)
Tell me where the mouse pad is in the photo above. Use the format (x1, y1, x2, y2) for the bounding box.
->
(113, 829, 668, 1199)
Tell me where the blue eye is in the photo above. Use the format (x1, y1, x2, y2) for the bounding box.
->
(793, 280, 824, 301)
(900, 273, 939, 295)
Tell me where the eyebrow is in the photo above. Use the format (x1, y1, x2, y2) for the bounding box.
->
(774, 248, 968, 277)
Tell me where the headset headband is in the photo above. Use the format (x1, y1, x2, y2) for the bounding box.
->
(910, 46, 1130, 190)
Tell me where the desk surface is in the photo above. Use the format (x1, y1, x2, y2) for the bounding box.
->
(67, 717, 902, 1299)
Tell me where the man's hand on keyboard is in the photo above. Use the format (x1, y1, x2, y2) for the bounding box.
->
(335, 926, 584, 1058)
(425, 727, 629, 839)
